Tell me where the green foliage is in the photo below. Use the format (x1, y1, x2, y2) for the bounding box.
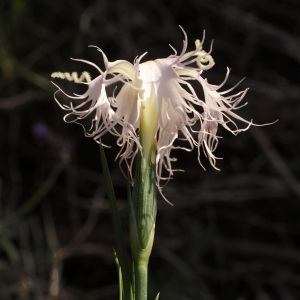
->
(99, 142, 134, 300)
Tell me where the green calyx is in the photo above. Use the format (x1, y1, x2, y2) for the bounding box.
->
(130, 140, 157, 254)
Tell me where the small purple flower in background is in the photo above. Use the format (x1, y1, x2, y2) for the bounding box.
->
(32, 122, 71, 167)
(32, 122, 54, 142)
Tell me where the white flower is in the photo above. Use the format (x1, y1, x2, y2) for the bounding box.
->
(52, 27, 253, 190)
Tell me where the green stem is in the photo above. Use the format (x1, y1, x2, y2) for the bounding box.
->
(132, 223, 155, 300)
(135, 262, 148, 300)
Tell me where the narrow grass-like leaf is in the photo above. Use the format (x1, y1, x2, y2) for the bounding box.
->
(114, 250, 123, 300)
(0, 236, 20, 264)
(99, 141, 133, 300)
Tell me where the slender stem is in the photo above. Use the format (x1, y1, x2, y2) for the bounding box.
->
(135, 262, 148, 300)
(132, 222, 154, 300)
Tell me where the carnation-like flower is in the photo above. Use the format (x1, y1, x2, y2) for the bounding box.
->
(52, 27, 253, 190)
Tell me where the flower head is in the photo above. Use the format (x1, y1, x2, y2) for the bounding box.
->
(52, 27, 253, 191)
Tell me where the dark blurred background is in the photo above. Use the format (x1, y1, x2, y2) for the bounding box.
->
(1, 0, 300, 299)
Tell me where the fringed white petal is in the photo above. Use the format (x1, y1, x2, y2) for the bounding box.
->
(52, 27, 256, 195)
